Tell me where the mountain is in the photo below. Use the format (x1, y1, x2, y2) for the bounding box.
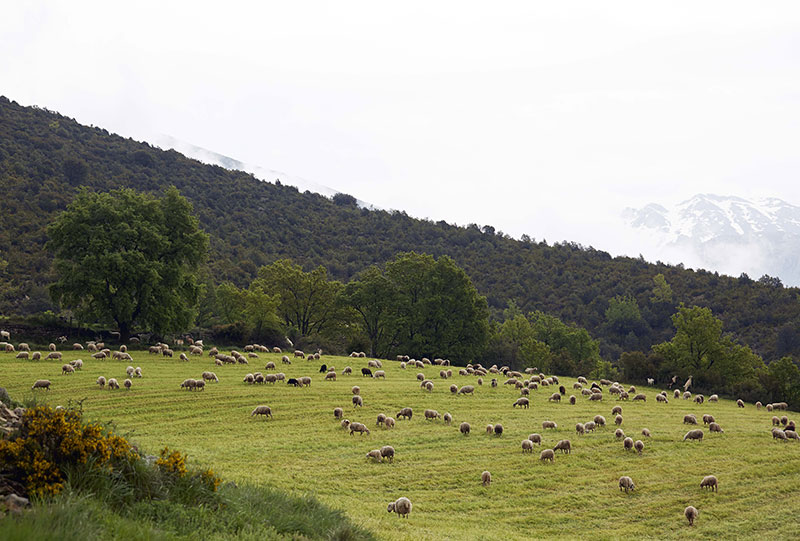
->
(623, 194, 800, 286)
(3, 96, 800, 362)
(154, 135, 376, 209)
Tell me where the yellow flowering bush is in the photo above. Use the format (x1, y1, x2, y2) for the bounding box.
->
(156, 447, 188, 477)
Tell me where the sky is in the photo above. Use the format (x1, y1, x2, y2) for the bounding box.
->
(3, 2, 800, 267)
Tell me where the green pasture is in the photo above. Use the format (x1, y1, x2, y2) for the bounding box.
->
(1, 349, 798, 540)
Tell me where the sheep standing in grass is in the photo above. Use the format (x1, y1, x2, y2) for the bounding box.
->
(384, 417, 395, 429)
(584, 421, 596, 432)
(542, 421, 557, 430)
(97, 376, 106, 388)
(576, 423, 585, 435)
(381, 446, 395, 462)
(443, 412, 453, 425)
(619, 476, 635, 493)
(366, 449, 382, 463)
(123, 379, 132, 390)
(528, 434, 542, 445)
(642, 428, 651, 438)
(522, 439, 534, 453)
(341, 419, 351, 430)
(108, 378, 120, 390)
(737, 399, 745, 408)
(615, 415, 623, 426)
(460, 422, 471, 435)
(387, 497, 412, 518)
(634, 440, 644, 454)
(594, 415, 606, 428)
(424, 409, 440, 421)
(553, 439, 571, 454)
(486, 424, 494, 435)
(685, 506, 698, 526)
(684, 429, 704, 441)
(31, 379, 51, 390)
(61, 364, 74, 375)
(481, 470, 492, 486)
(334, 407, 344, 419)
(709, 422, 724, 433)
(615, 429, 625, 439)
(376, 413, 387, 427)
(540, 449, 555, 462)
(684, 414, 698, 425)
(353, 395, 364, 408)
(513, 397, 530, 409)
(458, 385, 475, 395)
(397, 407, 413, 420)
(350, 423, 370, 436)
(623, 437, 634, 451)
(700, 475, 718, 492)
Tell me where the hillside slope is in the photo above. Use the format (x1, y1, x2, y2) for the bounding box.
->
(2, 96, 800, 361)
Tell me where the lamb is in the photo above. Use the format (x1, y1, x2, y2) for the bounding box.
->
(424, 409, 440, 421)
(623, 437, 634, 451)
(458, 385, 475, 395)
(553, 439, 571, 454)
(108, 378, 120, 390)
(540, 449, 555, 462)
(634, 440, 644, 454)
(97, 376, 106, 388)
(522, 439, 534, 453)
(397, 407, 413, 420)
(594, 415, 606, 427)
(642, 428, 651, 438)
(124, 379, 132, 390)
(61, 364, 74, 375)
(619, 476, 635, 493)
(384, 417, 395, 429)
(542, 421, 557, 430)
(387, 497, 412, 518)
(615, 429, 625, 439)
(494, 423, 504, 436)
(353, 395, 364, 407)
(685, 506, 698, 526)
(615, 415, 623, 426)
(683, 429, 704, 441)
(366, 449, 383, 463)
(513, 397, 530, 408)
(700, 475, 718, 492)
(31, 379, 51, 390)
(481, 470, 492, 486)
(380, 445, 395, 462)
(334, 407, 344, 419)
(737, 399, 744, 408)
(443, 412, 453, 425)
(576, 423, 585, 435)
(684, 414, 698, 425)
(632, 393, 647, 402)
(349, 422, 370, 436)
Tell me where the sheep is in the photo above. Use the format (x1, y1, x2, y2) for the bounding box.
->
(376, 413, 387, 426)
(425, 381, 434, 392)
(443, 412, 453, 425)
(709, 394, 719, 402)
(477, 377, 483, 386)
(272, 347, 281, 354)
(384, 417, 396, 429)
(0, 330, 9, 341)
(611, 405, 622, 415)
(299, 376, 312, 387)
(685, 506, 698, 526)
(574, 422, 586, 436)
(486, 424, 494, 434)
(614, 415, 623, 426)
(619, 476, 635, 493)
(380, 445, 395, 462)
(449, 384, 458, 394)
(584, 421, 596, 432)
(493, 422, 505, 435)
(325, 371, 337, 381)
(755, 400, 762, 409)
(702, 414, 715, 425)
(294, 350, 305, 358)
(341, 419, 351, 430)
(522, 439, 534, 453)
(553, 439, 571, 454)
(334, 407, 344, 419)
(548, 392, 561, 402)
(46, 352, 63, 360)
(642, 428, 651, 437)
(589, 393, 603, 401)
(361, 368, 373, 377)
(513, 397, 530, 409)
(122, 378, 132, 390)
(623, 437, 634, 451)
(61, 364, 75, 375)
(700, 475, 718, 492)
(387, 497, 412, 518)
(569, 395, 577, 406)
(542, 421, 557, 430)
(281, 355, 291, 365)
(540, 449, 555, 462)
(3, 344, 14, 353)
(528, 433, 542, 445)
(31, 352, 41, 361)
(785, 430, 799, 440)
(68, 359, 83, 371)
(424, 409, 440, 421)
(108, 378, 120, 390)
(458, 385, 475, 395)
(202, 371, 218, 382)
(674, 389, 681, 398)
(91, 352, 106, 360)
(684, 429, 704, 441)
(126, 366, 135, 377)
(481, 470, 492, 486)
(633, 439, 644, 454)
(366, 449, 383, 463)
(491, 379, 498, 388)
(656, 394, 668, 403)
(683, 391, 691, 400)
(781, 415, 789, 426)
(694, 394, 705, 405)
(353, 395, 364, 408)
(15, 350, 30, 360)
(594, 415, 606, 427)
(31, 379, 51, 390)
(397, 407, 413, 420)
(773, 428, 788, 441)
(684, 414, 698, 425)
(737, 399, 745, 408)
(349, 422, 370, 436)
(180, 378, 196, 390)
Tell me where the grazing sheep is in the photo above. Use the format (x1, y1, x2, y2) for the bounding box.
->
(201, 371, 218, 382)
(513, 397, 530, 409)
(767, 404, 774, 411)
(542, 421, 557, 430)
(683, 391, 691, 400)
(632, 393, 647, 402)
(781, 415, 789, 426)
(619, 476, 635, 493)
(574, 423, 587, 436)
(702, 414, 715, 425)
(366, 449, 383, 463)
(755, 401, 762, 409)
(108, 378, 120, 390)
(773, 428, 788, 441)
(362, 368, 373, 377)
(548, 392, 561, 403)
(387, 497, 412, 518)
(694, 394, 705, 404)
(424, 409, 440, 421)
(46, 352, 63, 360)
(126, 366, 135, 377)
(179, 352, 189, 362)
(634, 440, 644, 454)
(425, 381, 434, 392)
(294, 350, 305, 358)
(642, 428, 651, 438)
(124, 379, 132, 390)
(656, 394, 669, 403)
(325, 371, 337, 381)
(700, 475, 718, 492)
(450, 384, 458, 394)
(589, 393, 603, 401)
(684, 414, 698, 425)
(351, 386, 361, 396)
(674, 389, 681, 398)
(615, 429, 625, 439)
(181, 378, 196, 390)
(491, 379, 498, 388)
(611, 406, 622, 415)
(553, 439, 571, 454)
(443, 412, 453, 425)
(623, 437, 634, 451)
(341, 419, 351, 430)
(15, 351, 29, 360)
(31, 379, 51, 390)
(61, 364, 74, 375)
(458, 385, 475, 395)
(349, 422, 370, 436)
(584, 421, 596, 432)
(526, 433, 541, 445)
(31, 352, 41, 361)
(594, 415, 606, 427)
(376, 413, 387, 426)
(353, 395, 364, 407)
(397, 407, 413, 420)
(380, 445, 395, 462)
(683, 429, 704, 441)
(299, 376, 311, 387)
(615, 415, 623, 426)
(384, 417, 395, 429)
(737, 399, 744, 408)
(522, 439, 534, 453)
(486, 424, 494, 435)
(540, 449, 555, 462)
(48, 343, 56, 352)
(481, 470, 492, 486)
(334, 407, 344, 419)
(685, 506, 698, 526)
(243, 373, 255, 384)
(97, 376, 106, 388)
(708, 394, 719, 402)
(568, 395, 576, 404)
(3, 344, 14, 353)
(281, 355, 291, 365)
(785, 430, 799, 440)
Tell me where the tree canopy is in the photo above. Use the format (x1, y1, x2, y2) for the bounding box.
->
(46, 187, 208, 342)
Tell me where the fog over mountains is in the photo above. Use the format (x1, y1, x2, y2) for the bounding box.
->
(623, 194, 800, 286)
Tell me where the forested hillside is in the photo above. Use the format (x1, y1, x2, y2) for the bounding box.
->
(2, 96, 799, 362)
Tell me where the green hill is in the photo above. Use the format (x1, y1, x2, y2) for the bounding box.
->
(1, 96, 800, 363)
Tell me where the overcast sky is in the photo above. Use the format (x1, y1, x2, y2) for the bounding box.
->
(3, 2, 800, 264)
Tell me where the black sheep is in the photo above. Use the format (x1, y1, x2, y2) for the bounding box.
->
(319, 364, 328, 373)
(287, 378, 301, 387)
(362, 368, 373, 377)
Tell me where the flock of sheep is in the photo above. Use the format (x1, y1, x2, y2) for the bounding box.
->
(4, 330, 797, 530)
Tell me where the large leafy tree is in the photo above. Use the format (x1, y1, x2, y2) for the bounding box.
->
(342, 266, 400, 357)
(46, 187, 209, 342)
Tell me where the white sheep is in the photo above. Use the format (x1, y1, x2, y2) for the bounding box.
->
(685, 506, 698, 526)
(387, 497, 412, 518)
(251, 405, 273, 419)
(31, 379, 51, 390)
(619, 476, 635, 493)
(481, 470, 492, 486)
(700, 475, 718, 492)
(381, 445, 395, 462)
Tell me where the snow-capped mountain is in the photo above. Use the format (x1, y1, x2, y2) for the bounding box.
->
(154, 135, 375, 209)
(623, 194, 800, 286)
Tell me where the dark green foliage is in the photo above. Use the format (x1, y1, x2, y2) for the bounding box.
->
(2, 96, 800, 363)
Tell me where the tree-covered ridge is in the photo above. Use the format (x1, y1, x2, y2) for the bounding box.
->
(1, 95, 800, 362)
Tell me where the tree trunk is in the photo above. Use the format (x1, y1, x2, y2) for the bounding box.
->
(119, 322, 131, 344)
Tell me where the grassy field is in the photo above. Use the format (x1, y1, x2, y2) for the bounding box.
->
(1, 348, 798, 540)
